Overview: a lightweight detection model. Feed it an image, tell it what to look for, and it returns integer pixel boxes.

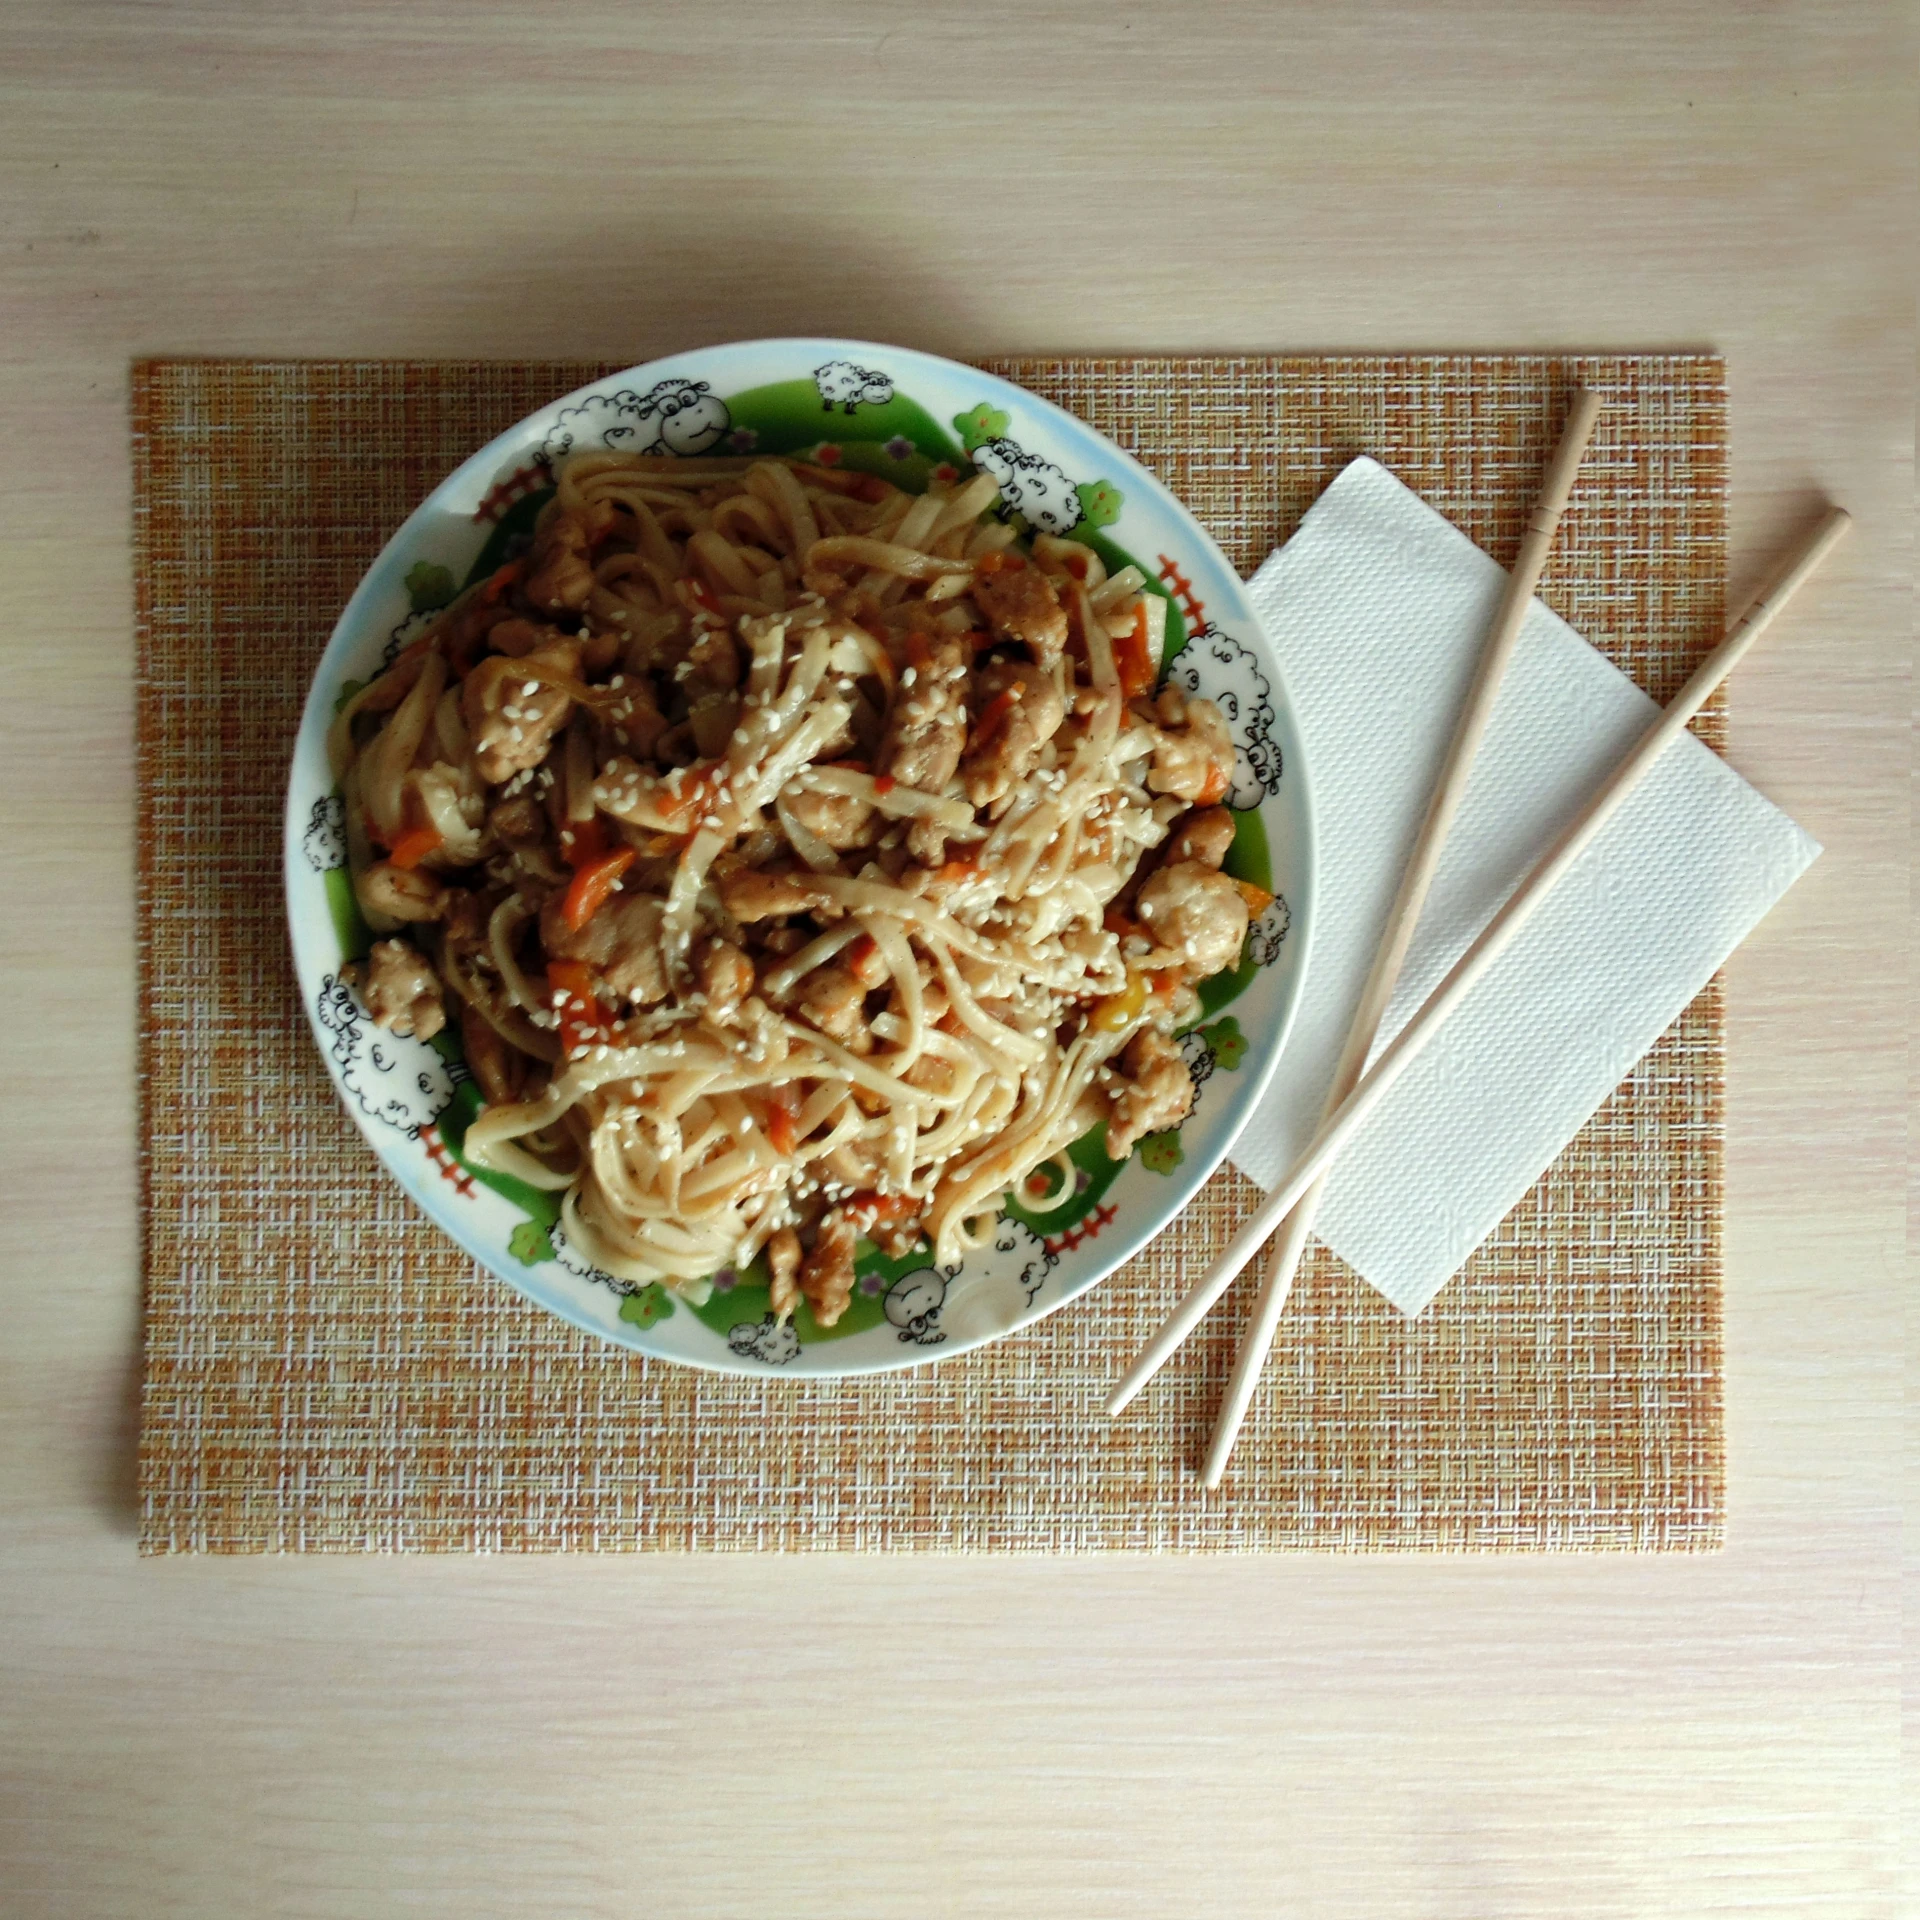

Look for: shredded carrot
[764,1096,797,1157]
[443,631,483,681]
[1114,601,1158,699]
[872,773,896,796]
[558,816,605,868]
[1231,876,1275,917]
[561,846,636,933]
[480,559,524,604]
[1196,763,1231,807]
[972,686,1020,743]
[654,763,725,830]
[846,1190,916,1226]
[387,823,443,871]
[935,858,983,886]
[545,959,612,1058]
[546,959,595,1000]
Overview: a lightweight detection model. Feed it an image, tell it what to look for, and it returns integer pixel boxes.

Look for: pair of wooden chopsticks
[1108,395,1851,1483]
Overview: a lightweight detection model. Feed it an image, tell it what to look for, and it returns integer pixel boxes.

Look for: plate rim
[282,336,1317,1377]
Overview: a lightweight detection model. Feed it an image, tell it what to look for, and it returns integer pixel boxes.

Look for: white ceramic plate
[285,338,1314,1375]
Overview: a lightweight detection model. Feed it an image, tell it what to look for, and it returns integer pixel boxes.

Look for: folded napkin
[1229,457,1820,1315]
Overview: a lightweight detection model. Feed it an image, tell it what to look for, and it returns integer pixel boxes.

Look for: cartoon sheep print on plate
[969,439,1083,538]
[876,1217,1060,1350]
[1246,892,1292,968]
[314,975,454,1138]
[813,359,894,414]
[883,1268,949,1347]
[542,379,732,463]
[729,1316,802,1366]
[951,403,1125,540]
[302,794,346,871]
[1163,621,1283,811]
[707,1218,1061,1364]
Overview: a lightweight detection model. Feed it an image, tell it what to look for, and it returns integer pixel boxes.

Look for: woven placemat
[135,354,1726,1552]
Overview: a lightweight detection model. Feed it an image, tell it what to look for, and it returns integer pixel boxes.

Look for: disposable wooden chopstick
[1192,389,1602,1484]
[1106,505,1851,1421]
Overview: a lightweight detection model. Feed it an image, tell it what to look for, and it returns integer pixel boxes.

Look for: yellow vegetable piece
[1090,970,1149,1033]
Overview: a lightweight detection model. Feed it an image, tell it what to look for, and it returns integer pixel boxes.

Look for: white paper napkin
[1230,457,1820,1315]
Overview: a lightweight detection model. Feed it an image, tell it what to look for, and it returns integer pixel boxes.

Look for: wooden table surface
[1,4,1908,1914]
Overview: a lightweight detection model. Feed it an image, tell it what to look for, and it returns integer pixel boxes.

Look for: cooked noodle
[335,448,1262,1326]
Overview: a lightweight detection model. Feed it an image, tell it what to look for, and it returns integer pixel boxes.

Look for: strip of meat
[359,937,447,1041]
[960,658,1067,809]
[767,1226,803,1321]
[972,557,1068,668]
[1141,685,1235,804]
[1134,860,1250,978]
[877,632,969,792]
[799,1209,860,1327]
[464,640,583,785]
[523,510,597,613]
[1105,1027,1194,1160]
[1163,804,1235,869]
[540,888,671,1005]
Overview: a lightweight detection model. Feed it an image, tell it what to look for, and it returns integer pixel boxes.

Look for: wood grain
[0,2,1907,1915]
